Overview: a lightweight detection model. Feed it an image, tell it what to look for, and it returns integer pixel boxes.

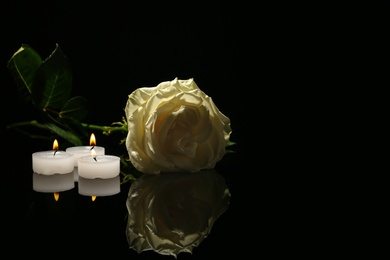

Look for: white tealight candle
[32,139,74,175]
[65,146,105,167]
[78,155,120,179]
[32,150,74,175]
[65,133,105,182]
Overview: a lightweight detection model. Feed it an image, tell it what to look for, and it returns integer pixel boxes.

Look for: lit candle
[32,139,74,175]
[65,133,105,181]
[78,150,120,179]
[78,175,120,196]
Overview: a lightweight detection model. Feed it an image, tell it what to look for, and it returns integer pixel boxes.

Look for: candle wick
[90,145,95,150]
[53,150,58,156]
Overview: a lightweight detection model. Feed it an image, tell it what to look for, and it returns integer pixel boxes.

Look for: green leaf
[44,122,83,146]
[226,140,236,147]
[31,43,72,109]
[58,116,90,143]
[7,44,42,103]
[60,96,89,121]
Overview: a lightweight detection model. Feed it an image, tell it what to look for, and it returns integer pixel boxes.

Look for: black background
[0,1,256,259]
[1,2,385,259]
[5,0,384,258]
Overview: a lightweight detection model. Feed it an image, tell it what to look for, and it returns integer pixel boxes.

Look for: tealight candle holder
[65,133,105,181]
[32,139,74,175]
[78,155,120,179]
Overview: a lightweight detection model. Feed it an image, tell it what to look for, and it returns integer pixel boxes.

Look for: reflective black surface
[1,133,246,259]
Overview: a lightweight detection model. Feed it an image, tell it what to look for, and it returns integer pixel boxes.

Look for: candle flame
[53,139,59,150]
[92,196,96,201]
[90,133,96,146]
[54,192,59,201]
[91,148,97,159]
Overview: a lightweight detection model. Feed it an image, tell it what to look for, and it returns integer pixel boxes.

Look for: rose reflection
[126,169,231,257]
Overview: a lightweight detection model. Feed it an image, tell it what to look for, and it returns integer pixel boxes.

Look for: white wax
[32,150,74,175]
[78,155,120,179]
[78,175,120,196]
[66,146,105,166]
[32,172,74,192]
[73,167,79,182]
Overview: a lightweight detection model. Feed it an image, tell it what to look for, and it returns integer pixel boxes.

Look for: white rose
[125,169,231,257]
[125,77,232,174]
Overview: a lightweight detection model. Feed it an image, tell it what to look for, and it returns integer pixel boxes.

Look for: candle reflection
[32,172,74,193]
[78,175,120,197]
